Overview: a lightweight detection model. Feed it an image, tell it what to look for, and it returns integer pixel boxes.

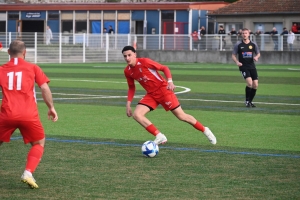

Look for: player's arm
[160,65,175,91]
[253,43,261,61]
[40,83,58,122]
[232,54,242,67]
[232,44,242,67]
[253,53,260,62]
[125,75,135,117]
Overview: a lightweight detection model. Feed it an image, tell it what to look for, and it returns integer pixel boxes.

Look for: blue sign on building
[25,12,41,18]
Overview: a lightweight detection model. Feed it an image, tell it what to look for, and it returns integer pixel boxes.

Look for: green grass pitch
[0,62,299,199]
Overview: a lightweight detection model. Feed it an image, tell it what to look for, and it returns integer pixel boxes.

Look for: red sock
[145,124,160,136]
[25,144,44,173]
[193,121,205,132]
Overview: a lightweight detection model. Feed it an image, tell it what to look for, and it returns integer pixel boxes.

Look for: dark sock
[250,88,257,102]
[245,86,252,102]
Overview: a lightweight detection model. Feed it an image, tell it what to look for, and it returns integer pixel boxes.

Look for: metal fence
[0,32,299,63]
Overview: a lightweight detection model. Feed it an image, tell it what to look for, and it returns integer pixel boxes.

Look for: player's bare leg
[21,138,45,189]
[132,104,167,145]
[132,104,152,127]
[171,106,216,144]
[171,106,197,125]
[0,141,3,146]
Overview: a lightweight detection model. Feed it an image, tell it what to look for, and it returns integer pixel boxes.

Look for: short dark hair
[9,40,26,56]
[122,46,136,53]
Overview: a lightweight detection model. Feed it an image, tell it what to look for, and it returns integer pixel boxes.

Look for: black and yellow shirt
[232,40,260,69]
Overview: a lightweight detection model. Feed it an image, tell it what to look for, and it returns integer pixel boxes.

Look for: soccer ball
[141,140,159,158]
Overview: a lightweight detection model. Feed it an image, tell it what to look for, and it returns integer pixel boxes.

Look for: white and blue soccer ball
[141,140,159,158]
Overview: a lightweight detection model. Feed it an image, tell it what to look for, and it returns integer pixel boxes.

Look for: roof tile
[209,0,300,15]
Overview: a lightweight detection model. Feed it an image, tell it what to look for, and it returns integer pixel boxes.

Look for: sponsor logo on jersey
[137,62,141,65]
[138,75,149,83]
[242,52,253,58]
[139,68,142,72]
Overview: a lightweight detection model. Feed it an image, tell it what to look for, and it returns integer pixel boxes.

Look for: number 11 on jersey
[7,71,22,90]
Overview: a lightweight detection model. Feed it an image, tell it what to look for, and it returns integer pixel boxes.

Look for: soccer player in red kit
[122,46,216,145]
[0,40,58,189]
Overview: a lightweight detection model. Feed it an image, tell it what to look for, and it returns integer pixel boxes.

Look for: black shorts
[239,68,258,80]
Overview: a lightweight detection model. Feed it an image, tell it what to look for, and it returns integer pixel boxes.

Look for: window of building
[48,13,59,20]
[62,21,73,33]
[75,21,87,33]
[0,21,5,32]
[226,23,243,33]
[8,13,19,20]
[162,11,174,20]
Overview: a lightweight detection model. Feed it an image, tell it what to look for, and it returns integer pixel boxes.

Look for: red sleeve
[144,58,172,79]
[160,65,172,79]
[34,65,50,87]
[126,75,135,102]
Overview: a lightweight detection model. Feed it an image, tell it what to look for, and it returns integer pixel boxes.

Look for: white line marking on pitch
[48,79,299,106]
[48,94,300,106]
[179,99,300,106]
[288,68,300,71]
[50,79,191,95]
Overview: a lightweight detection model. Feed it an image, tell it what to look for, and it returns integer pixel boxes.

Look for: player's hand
[253,56,259,62]
[236,61,243,67]
[167,82,176,91]
[48,108,58,122]
[126,106,132,117]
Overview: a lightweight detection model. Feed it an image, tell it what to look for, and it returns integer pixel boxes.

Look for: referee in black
[232,28,260,107]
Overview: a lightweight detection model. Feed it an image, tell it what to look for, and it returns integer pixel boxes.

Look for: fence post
[159,33,161,50]
[105,33,108,62]
[280,35,283,51]
[83,33,86,63]
[163,34,165,50]
[35,32,37,64]
[220,35,223,51]
[59,32,62,64]
[8,32,11,60]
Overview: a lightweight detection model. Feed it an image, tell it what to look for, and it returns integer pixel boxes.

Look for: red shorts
[139,86,180,111]
[0,118,45,144]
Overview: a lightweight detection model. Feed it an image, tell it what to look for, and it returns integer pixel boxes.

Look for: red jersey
[0,42,3,49]
[0,58,49,120]
[292,25,298,34]
[124,58,171,94]
[191,32,198,42]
